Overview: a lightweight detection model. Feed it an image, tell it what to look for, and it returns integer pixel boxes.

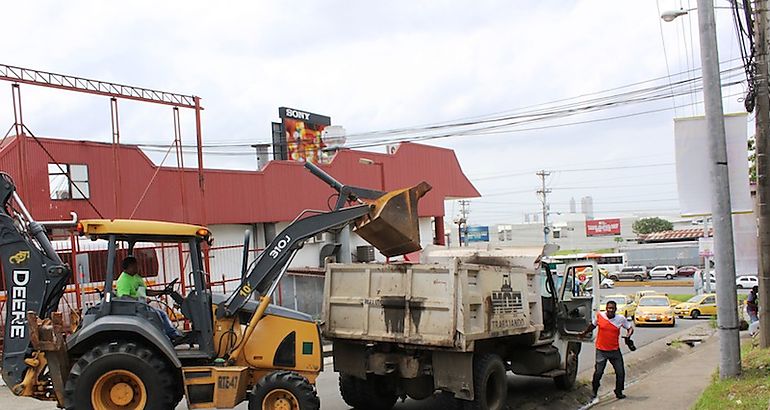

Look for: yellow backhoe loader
[0,163,430,409]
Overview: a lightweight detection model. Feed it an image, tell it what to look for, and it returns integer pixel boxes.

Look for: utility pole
[696,0,742,378]
[456,200,470,247]
[536,170,552,244]
[754,0,770,348]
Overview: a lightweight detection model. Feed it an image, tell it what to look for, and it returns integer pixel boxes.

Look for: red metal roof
[0,136,479,224]
[639,228,713,243]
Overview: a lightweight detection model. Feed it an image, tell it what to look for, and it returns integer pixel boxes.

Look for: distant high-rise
[524,213,531,223]
[569,197,577,213]
[581,196,594,220]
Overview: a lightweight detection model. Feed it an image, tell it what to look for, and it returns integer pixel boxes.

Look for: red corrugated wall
[0,136,479,224]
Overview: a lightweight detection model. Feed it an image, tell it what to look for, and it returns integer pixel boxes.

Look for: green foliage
[693,342,770,409]
[632,217,674,235]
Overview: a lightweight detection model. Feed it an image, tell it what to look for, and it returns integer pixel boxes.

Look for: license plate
[649,316,659,321]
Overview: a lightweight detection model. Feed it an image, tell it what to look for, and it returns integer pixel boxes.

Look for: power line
[473,162,675,181]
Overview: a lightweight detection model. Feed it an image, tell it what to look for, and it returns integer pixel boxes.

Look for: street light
[661,6,736,22]
[664,1,742,378]
[661,8,692,22]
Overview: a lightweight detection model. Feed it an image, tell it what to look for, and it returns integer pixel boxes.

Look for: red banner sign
[585,218,621,236]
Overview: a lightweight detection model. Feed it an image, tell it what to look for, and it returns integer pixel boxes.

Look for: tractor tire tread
[250,370,320,410]
[63,341,179,410]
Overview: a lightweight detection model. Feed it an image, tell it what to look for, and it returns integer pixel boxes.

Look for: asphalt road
[0,285,708,409]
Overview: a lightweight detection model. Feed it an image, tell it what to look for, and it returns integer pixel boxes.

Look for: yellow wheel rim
[91,369,147,409]
[262,388,300,410]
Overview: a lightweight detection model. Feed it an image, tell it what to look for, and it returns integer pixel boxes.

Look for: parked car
[676,266,699,277]
[649,265,676,280]
[634,295,676,326]
[633,290,661,304]
[674,293,717,319]
[600,294,636,318]
[581,267,615,289]
[736,275,759,289]
[609,266,648,281]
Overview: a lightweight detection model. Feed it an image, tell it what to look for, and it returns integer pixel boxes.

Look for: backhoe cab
[1,163,430,410]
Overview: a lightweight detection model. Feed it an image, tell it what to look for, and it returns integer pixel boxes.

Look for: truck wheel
[467,354,506,410]
[63,341,180,410]
[634,275,643,282]
[250,371,319,410]
[339,373,396,410]
[554,342,580,390]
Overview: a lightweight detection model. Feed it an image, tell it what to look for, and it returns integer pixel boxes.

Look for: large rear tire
[466,353,507,410]
[63,341,180,410]
[249,371,319,410]
[554,342,580,390]
[338,373,397,410]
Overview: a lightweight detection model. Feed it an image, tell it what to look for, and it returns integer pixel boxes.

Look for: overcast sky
[0,1,751,225]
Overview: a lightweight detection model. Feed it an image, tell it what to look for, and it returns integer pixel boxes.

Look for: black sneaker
[615,392,627,400]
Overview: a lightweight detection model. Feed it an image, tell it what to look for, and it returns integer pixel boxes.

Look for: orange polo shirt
[593,311,632,351]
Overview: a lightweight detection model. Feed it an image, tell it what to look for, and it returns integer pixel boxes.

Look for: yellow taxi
[599,294,636,318]
[633,290,661,303]
[633,295,676,326]
[674,293,717,319]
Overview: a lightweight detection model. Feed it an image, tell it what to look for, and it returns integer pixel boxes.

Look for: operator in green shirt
[116,256,182,341]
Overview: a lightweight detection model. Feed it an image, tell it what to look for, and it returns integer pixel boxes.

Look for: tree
[632,217,673,235]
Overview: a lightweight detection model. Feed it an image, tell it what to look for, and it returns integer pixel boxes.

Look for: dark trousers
[592,348,625,395]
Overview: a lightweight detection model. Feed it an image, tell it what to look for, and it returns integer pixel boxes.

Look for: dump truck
[323,246,599,410]
[1,163,430,410]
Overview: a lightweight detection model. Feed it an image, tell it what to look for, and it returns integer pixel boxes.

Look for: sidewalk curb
[576,322,716,406]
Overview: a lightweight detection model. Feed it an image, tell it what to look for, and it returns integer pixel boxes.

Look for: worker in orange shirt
[579,300,634,401]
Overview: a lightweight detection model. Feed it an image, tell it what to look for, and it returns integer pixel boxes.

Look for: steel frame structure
[0,63,207,226]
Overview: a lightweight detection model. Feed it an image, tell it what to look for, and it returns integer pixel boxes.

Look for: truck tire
[554,342,580,390]
[63,341,180,410]
[250,371,319,410]
[339,373,397,410]
[433,391,465,410]
[634,275,643,282]
[466,353,507,410]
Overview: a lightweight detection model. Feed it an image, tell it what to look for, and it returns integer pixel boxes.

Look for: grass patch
[669,294,695,303]
[693,341,770,409]
[552,248,617,255]
[666,294,748,304]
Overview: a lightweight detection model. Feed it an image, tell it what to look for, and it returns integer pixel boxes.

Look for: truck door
[557,262,598,342]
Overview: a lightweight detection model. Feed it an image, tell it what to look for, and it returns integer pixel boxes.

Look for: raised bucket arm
[217,164,432,318]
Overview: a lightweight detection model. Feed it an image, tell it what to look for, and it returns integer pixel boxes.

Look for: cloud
[0,0,750,224]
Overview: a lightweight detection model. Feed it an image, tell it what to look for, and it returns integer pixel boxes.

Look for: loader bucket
[354,181,433,257]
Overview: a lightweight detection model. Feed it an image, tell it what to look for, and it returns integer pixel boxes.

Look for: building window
[48,163,90,200]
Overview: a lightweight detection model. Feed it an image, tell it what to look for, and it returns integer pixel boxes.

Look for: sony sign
[284,109,311,121]
[10,269,29,338]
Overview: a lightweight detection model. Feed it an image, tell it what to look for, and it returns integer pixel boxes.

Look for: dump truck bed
[322,254,543,351]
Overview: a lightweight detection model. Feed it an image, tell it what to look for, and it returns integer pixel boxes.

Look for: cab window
[703,296,716,305]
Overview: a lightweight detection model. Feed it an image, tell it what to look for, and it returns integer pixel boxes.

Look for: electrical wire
[139,62,746,155]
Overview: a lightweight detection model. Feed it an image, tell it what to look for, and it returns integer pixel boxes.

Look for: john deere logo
[9,250,30,265]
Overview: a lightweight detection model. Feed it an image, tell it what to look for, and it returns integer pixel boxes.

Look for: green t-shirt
[116,271,146,298]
